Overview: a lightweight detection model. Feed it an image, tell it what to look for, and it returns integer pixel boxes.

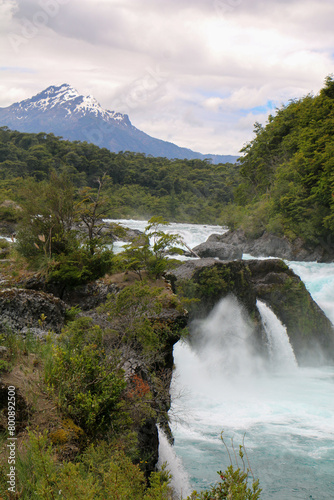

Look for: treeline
[0,127,238,224]
[3,73,333,244]
[226,75,334,245]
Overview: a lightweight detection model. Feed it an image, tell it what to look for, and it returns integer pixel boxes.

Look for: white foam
[157,427,192,499]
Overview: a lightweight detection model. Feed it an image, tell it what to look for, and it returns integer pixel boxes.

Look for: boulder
[199,229,334,262]
[192,241,242,260]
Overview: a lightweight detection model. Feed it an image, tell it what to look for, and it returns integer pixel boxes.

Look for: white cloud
[0,0,334,154]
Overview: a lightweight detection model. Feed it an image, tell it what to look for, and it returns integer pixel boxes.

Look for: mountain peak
[8,84,130,125]
[0,85,238,164]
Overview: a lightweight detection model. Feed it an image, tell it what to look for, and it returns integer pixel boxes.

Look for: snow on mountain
[0,84,238,164]
[11,83,130,125]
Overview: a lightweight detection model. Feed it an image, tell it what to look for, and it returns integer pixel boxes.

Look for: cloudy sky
[1,0,334,155]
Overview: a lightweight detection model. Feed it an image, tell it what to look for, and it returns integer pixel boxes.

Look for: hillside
[225,76,334,248]
[0,84,238,165]
[0,127,238,224]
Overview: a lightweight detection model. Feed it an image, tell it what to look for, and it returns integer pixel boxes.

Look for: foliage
[15,169,115,283]
[122,216,184,279]
[101,281,172,355]
[45,317,126,434]
[176,267,234,313]
[47,246,114,286]
[15,171,76,265]
[5,431,173,500]
[76,173,113,255]
[0,329,44,374]
[0,126,239,224]
[0,237,10,259]
[230,75,334,245]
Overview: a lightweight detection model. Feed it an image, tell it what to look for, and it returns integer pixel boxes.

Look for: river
[109,220,334,500]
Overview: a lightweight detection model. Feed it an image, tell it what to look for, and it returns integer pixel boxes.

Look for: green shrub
[101,281,172,355]
[0,237,10,259]
[0,238,10,250]
[187,467,261,500]
[121,216,183,279]
[47,247,114,286]
[0,205,19,223]
[46,317,126,434]
[7,431,173,500]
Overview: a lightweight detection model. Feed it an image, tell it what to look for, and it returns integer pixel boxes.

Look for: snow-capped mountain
[0,84,238,164]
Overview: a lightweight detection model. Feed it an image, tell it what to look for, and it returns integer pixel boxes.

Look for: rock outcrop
[0,273,187,476]
[193,229,334,262]
[168,258,334,363]
[0,288,67,335]
[24,275,119,309]
[192,241,242,260]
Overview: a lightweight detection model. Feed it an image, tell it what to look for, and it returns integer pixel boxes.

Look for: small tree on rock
[122,217,184,279]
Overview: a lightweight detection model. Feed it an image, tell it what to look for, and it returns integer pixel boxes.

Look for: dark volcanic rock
[0,288,67,334]
[23,276,118,309]
[137,418,159,478]
[200,229,334,262]
[247,259,334,362]
[192,241,242,260]
[168,258,219,281]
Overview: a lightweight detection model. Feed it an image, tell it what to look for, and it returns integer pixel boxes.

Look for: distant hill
[0,84,238,164]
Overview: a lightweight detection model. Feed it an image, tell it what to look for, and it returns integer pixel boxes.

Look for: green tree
[16,170,76,263]
[76,173,112,255]
[16,170,115,283]
[122,216,184,279]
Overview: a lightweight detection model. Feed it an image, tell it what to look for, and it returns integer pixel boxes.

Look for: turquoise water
[109,220,334,499]
[169,260,334,500]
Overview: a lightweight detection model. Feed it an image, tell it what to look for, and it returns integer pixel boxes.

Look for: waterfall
[109,220,334,499]
[157,427,192,499]
[170,294,334,498]
[257,299,298,370]
[189,296,265,380]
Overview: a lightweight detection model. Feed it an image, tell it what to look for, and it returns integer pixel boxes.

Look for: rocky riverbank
[192,229,334,262]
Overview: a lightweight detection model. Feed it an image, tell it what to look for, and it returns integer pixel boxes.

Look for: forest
[0,127,238,225]
[228,75,334,246]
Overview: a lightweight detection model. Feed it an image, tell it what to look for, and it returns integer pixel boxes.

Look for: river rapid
[109,220,334,500]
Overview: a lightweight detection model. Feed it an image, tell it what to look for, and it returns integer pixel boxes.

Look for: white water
[257,300,298,371]
[157,427,191,499]
[170,296,334,499]
[105,219,227,256]
[109,220,334,499]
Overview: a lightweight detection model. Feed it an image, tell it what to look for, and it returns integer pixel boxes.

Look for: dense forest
[0,127,238,224]
[228,75,334,246]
